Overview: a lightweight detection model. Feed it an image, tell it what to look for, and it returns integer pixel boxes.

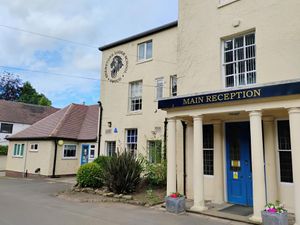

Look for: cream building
[99,0,300,223]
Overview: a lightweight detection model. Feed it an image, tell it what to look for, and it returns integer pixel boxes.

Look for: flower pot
[165,196,186,214]
[261,211,288,225]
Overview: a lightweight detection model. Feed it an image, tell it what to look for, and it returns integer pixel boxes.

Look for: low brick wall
[0,155,7,171]
[5,170,75,178]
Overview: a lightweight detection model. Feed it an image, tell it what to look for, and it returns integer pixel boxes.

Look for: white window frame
[222,32,256,88]
[106,141,116,157]
[89,144,96,159]
[129,80,143,112]
[155,78,164,100]
[126,129,138,157]
[137,40,153,62]
[13,143,25,158]
[170,75,177,97]
[63,144,77,159]
[30,143,39,152]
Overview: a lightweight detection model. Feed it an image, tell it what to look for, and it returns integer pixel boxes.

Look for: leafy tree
[0,72,22,101]
[18,82,52,106]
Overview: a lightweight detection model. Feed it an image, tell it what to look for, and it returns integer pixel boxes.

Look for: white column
[213,120,224,204]
[263,116,278,203]
[167,118,176,195]
[249,111,266,223]
[288,108,300,225]
[191,115,207,211]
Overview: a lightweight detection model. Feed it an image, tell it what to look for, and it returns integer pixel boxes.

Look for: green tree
[18,82,52,106]
[0,72,22,101]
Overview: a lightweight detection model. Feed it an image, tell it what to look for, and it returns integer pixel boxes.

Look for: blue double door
[226,122,253,206]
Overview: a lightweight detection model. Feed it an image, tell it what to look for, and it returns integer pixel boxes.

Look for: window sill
[12,156,23,158]
[29,150,39,153]
[127,111,143,116]
[204,175,215,178]
[280,182,294,186]
[62,157,77,160]
[218,0,240,8]
[137,58,153,65]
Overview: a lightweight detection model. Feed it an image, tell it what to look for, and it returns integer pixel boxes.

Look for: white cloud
[0,0,178,107]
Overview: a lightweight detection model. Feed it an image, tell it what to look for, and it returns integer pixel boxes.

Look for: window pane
[224,40,233,51]
[225,51,233,63]
[246,33,255,45]
[226,76,235,87]
[203,125,213,149]
[234,36,244,48]
[279,151,293,183]
[170,75,177,96]
[203,150,214,175]
[238,73,246,85]
[146,41,152,59]
[0,123,13,133]
[278,121,291,150]
[138,43,145,60]
[156,78,164,99]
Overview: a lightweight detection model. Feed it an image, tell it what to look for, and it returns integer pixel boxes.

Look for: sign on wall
[104,51,128,83]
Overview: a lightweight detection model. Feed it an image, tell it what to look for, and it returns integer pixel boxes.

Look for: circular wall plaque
[104,51,128,83]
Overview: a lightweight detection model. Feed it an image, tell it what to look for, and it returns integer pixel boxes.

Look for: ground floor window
[63,144,77,158]
[106,141,116,157]
[90,145,95,158]
[148,140,162,163]
[203,125,214,175]
[126,129,138,156]
[277,120,293,183]
[13,143,25,157]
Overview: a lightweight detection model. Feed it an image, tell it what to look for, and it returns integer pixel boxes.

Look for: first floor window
[148,140,162,164]
[129,81,142,112]
[138,40,152,61]
[126,129,138,156]
[0,123,13,133]
[63,144,76,158]
[170,75,177,96]
[223,33,256,88]
[277,120,293,183]
[203,125,214,175]
[106,141,116,157]
[156,78,164,100]
[13,143,24,157]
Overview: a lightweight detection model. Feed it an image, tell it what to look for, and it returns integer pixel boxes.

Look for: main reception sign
[158,81,300,109]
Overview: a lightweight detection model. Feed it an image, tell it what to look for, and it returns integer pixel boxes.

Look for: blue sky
[0,0,178,108]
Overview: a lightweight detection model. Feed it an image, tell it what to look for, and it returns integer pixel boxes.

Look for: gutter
[97,101,103,156]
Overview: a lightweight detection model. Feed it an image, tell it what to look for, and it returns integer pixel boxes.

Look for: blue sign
[114,128,118,133]
[158,81,300,109]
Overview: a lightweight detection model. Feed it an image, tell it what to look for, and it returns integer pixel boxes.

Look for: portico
[159,80,300,223]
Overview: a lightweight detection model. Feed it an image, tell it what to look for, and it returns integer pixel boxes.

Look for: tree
[18,82,52,106]
[0,72,22,101]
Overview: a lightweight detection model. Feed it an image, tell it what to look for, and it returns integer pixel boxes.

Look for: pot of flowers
[261,201,288,225]
[165,192,185,214]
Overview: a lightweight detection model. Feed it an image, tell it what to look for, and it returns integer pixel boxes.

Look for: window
[156,78,164,100]
[106,141,116,157]
[13,144,25,157]
[30,144,38,151]
[138,40,152,61]
[203,125,214,175]
[129,81,142,112]
[148,140,162,163]
[63,144,77,158]
[277,121,293,183]
[90,145,95,159]
[126,129,138,156]
[223,33,256,88]
[0,123,13,133]
[170,75,177,97]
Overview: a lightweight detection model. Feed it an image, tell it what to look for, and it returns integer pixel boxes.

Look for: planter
[165,196,185,214]
[261,211,288,225]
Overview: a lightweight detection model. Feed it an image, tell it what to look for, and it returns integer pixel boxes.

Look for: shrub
[0,145,8,156]
[102,151,143,194]
[76,163,103,188]
[93,156,110,169]
[144,160,167,187]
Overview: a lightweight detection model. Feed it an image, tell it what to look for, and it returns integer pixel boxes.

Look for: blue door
[226,122,253,206]
[81,144,89,165]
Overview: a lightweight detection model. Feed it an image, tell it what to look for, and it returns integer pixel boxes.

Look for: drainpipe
[23,142,29,178]
[97,101,103,157]
[163,118,168,160]
[51,139,58,178]
[181,121,187,196]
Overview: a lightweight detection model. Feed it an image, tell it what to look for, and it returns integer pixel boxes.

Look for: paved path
[0,177,247,225]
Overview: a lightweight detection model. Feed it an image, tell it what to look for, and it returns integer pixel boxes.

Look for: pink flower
[267,208,277,213]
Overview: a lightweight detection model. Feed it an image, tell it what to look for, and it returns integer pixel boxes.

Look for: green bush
[144,160,167,187]
[102,151,143,194]
[76,163,103,188]
[93,156,110,168]
[0,145,8,156]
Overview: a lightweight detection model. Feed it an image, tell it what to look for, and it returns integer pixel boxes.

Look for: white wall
[0,122,30,145]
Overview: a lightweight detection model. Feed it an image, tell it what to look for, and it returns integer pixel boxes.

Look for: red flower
[170,193,177,198]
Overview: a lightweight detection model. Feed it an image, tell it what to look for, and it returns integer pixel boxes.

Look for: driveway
[0,177,247,225]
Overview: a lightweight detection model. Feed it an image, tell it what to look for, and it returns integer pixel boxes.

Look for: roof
[8,104,99,141]
[99,21,178,51]
[0,100,59,124]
